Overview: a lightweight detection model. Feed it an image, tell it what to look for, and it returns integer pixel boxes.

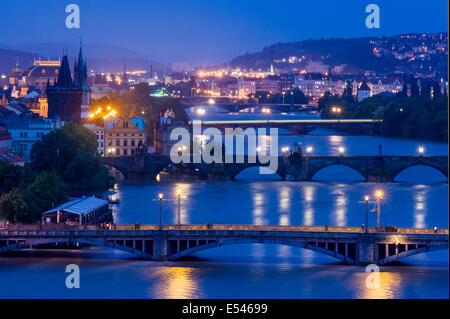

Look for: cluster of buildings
[0,44,148,167]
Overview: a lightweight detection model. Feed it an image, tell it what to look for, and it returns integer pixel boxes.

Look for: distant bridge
[101,154,448,182]
[1,225,447,265]
[191,119,381,135]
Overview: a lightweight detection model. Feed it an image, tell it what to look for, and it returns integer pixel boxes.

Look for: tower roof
[55,55,73,88]
[359,79,370,91]
[74,42,89,90]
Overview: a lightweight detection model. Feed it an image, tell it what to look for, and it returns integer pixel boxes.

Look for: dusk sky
[0,0,447,66]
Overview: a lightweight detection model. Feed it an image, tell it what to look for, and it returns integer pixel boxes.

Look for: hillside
[230,33,448,75]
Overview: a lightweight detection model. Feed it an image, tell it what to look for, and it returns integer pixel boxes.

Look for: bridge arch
[309,163,367,182]
[0,238,152,259]
[229,163,285,181]
[392,164,448,182]
[233,165,284,181]
[378,244,448,265]
[168,238,354,264]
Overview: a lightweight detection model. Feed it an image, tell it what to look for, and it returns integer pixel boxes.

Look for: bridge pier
[153,231,168,261]
[355,235,378,265]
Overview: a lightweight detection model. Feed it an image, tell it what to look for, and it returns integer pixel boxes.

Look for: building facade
[104,117,146,157]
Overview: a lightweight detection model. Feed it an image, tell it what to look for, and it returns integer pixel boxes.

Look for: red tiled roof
[0,147,25,165]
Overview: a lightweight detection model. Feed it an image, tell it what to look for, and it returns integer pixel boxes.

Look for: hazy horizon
[0,0,447,66]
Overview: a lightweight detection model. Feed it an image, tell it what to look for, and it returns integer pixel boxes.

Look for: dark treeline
[0,123,115,223]
[318,83,448,142]
[247,88,308,104]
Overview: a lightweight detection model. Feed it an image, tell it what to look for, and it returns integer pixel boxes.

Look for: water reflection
[413,185,427,228]
[354,270,403,299]
[331,185,348,226]
[302,186,315,226]
[150,266,202,299]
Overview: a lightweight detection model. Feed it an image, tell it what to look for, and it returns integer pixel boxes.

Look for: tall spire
[74,39,88,89]
[55,54,73,88]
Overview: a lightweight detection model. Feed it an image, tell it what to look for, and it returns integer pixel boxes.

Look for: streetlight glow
[418,146,425,155]
[306,146,313,154]
[375,190,383,199]
[338,146,345,154]
[158,193,164,199]
[364,195,370,202]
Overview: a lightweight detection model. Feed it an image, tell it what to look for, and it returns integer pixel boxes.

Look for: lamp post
[158,193,163,230]
[364,195,370,233]
[375,190,383,230]
[176,189,181,226]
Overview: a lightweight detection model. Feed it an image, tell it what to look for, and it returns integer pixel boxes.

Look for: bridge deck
[1,224,448,235]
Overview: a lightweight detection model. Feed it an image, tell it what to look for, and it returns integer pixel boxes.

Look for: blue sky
[0,0,447,65]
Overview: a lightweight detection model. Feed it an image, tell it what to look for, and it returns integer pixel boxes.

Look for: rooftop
[43,196,109,216]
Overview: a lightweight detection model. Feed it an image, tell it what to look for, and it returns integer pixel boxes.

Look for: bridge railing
[2,224,447,235]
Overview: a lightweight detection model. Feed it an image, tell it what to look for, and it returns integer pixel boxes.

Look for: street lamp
[364,195,370,233]
[375,190,383,230]
[281,146,290,155]
[418,146,425,156]
[176,189,181,226]
[306,146,313,154]
[158,193,164,230]
[338,146,345,155]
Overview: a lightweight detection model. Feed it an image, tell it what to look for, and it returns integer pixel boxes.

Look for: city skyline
[0,0,447,66]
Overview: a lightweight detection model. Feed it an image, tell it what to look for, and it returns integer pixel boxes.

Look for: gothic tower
[46,43,91,123]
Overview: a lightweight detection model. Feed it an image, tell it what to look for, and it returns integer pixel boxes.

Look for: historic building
[357,79,371,102]
[154,109,188,155]
[46,44,91,123]
[20,59,61,90]
[83,122,105,156]
[104,117,146,157]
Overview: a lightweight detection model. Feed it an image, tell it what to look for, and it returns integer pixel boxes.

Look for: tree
[433,81,442,99]
[0,188,39,223]
[30,122,98,174]
[410,78,420,96]
[291,88,308,104]
[0,161,34,194]
[27,171,69,213]
[64,153,115,192]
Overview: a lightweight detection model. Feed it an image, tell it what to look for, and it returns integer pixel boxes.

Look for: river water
[0,110,448,299]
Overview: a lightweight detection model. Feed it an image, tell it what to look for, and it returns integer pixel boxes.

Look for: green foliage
[64,153,115,192]
[0,188,39,223]
[27,171,69,213]
[0,161,34,194]
[30,122,98,174]
[318,93,448,142]
[249,88,308,104]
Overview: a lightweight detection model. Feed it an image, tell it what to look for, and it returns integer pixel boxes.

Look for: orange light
[158,193,163,199]
[375,190,383,199]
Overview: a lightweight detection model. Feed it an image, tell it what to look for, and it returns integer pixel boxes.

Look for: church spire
[55,54,73,88]
[74,39,88,89]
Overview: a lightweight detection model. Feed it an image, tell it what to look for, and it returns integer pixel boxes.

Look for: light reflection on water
[0,129,448,298]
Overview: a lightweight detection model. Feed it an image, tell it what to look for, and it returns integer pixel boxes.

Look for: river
[0,110,448,299]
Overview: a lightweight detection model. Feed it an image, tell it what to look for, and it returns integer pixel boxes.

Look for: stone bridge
[193,119,381,135]
[0,225,447,265]
[102,154,448,182]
